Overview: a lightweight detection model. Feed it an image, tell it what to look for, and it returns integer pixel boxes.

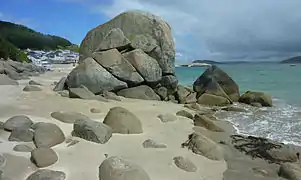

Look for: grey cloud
[91,0,301,62]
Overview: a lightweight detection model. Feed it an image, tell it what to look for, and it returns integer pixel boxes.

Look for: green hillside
[0,20,78,62]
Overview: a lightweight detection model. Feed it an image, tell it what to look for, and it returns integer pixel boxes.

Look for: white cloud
[87,0,301,62]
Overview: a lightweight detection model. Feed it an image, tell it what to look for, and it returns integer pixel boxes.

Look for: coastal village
[1,10,301,180]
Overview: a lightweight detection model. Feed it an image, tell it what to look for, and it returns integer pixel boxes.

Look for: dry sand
[0,64,227,180]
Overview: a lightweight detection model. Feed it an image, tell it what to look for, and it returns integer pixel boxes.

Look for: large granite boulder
[197,93,231,106]
[103,107,143,134]
[239,91,273,107]
[193,65,240,102]
[66,57,127,94]
[79,10,175,75]
[99,156,150,180]
[123,49,162,84]
[92,49,144,85]
[117,85,160,101]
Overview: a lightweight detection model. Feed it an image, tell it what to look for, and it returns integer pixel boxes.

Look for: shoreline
[1,64,301,180]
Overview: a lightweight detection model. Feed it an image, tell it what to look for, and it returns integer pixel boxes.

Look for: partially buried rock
[197,93,231,106]
[239,91,272,107]
[57,90,69,97]
[103,107,143,134]
[176,110,194,120]
[13,143,35,152]
[0,154,5,168]
[69,85,96,99]
[193,114,224,132]
[51,111,90,124]
[279,163,301,180]
[28,80,42,86]
[173,156,197,172]
[26,169,66,180]
[182,132,224,161]
[0,74,18,85]
[99,156,150,180]
[31,147,58,168]
[72,119,112,144]
[90,108,102,113]
[142,139,167,148]
[23,85,42,92]
[8,128,34,142]
[158,113,177,123]
[4,115,33,131]
[117,85,161,101]
[33,122,65,148]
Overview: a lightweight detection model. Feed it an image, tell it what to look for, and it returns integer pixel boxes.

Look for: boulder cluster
[0,59,45,85]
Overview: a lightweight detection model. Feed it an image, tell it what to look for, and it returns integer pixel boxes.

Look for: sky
[1,0,301,62]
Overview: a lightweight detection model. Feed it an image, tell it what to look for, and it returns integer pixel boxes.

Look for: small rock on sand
[23,85,42,92]
[279,163,301,180]
[4,115,33,131]
[72,119,112,144]
[8,128,34,142]
[176,110,194,119]
[142,139,167,148]
[33,122,65,148]
[99,156,150,180]
[31,147,58,168]
[90,108,102,113]
[103,107,143,134]
[28,80,42,86]
[158,113,177,123]
[13,143,35,152]
[51,111,90,124]
[173,156,197,172]
[26,169,66,180]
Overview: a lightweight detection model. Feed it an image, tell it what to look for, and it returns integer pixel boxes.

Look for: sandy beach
[0,64,227,180]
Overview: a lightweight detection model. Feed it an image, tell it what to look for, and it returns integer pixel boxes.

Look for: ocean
[175,63,301,145]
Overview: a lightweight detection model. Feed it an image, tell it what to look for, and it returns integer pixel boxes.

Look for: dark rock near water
[8,128,34,142]
[173,156,197,172]
[142,139,167,148]
[26,169,66,180]
[239,91,273,107]
[66,57,127,94]
[176,110,194,119]
[182,132,224,160]
[33,122,65,148]
[31,147,58,167]
[231,135,298,164]
[72,119,112,144]
[154,86,168,100]
[194,114,224,132]
[23,85,42,92]
[193,65,240,102]
[92,49,144,85]
[117,85,160,101]
[0,74,18,85]
[53,77,67,91]
[222,106,248,112]
[99,156,150,180]
[4,115,33,131]
[103,107,143,134]
[51,111,90,124]
[197,93,231,106]
[160,75,178,91]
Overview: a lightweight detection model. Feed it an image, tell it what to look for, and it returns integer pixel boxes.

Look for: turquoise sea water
[175,63,301,145]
